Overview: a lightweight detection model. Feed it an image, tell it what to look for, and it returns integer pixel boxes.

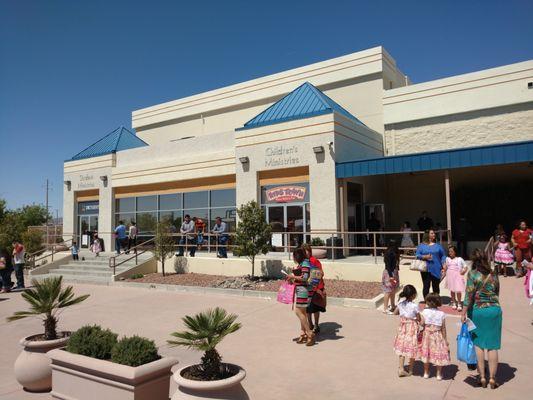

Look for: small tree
[168,307,241,380]
[7,276,90,340]
[152,220,175,277]
[22,230,44,254]
[233,201,271,278]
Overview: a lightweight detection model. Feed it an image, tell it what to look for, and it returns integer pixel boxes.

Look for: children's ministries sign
[265,186,306,203]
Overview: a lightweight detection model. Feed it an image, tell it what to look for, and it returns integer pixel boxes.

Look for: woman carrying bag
[415,229,446,299]
[461,249,502,389]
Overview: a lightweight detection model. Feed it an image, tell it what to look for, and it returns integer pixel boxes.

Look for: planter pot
[47,348,178,400]
[15,333,70,392]
[172,364,247,400]
[314,249,327,259]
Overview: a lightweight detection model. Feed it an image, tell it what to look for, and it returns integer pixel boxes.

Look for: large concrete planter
[172,364,246,399]
[48,349,178,400]
[15,333,70,392]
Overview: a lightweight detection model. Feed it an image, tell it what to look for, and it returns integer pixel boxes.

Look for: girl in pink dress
[393,285,420,377]
[442,246,467,311]
[494,234,514,277]
[419,293,450,380]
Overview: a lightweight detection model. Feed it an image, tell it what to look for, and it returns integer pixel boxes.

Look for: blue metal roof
[336,140,533,178]
[237,82,365,130]
[70,126,148,161]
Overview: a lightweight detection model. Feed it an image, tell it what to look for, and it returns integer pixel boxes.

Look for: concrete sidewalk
[0,277,531,399]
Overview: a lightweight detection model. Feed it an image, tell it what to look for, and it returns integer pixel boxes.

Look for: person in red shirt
[302,243,326,334]
[512,220,532,278]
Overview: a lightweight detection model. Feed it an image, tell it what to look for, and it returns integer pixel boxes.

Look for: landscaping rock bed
[127,273,382,299]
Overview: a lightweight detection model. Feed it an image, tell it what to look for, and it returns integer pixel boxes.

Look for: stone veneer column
[235,161,259,215]
[98,183,114,253]
[308,162,339,240]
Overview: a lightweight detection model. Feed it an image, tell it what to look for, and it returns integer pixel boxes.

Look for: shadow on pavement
[463,362,517,387]
[316,322,344,342]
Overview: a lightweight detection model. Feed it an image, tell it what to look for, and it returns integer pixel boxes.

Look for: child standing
[393,285,420,377]
[71,242,79,261]
[494,234,514,277]
[91,235,102,257]
[419,293,450,380]
[442,246,467,311]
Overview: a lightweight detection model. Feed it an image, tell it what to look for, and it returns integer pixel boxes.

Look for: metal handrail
[27,238,74,269]
[108,237,156,275]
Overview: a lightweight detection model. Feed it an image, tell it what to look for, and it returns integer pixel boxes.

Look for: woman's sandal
[305,333,316,346]
[489,378,499,389]
[296,334,307,344]
[480,377,487,388]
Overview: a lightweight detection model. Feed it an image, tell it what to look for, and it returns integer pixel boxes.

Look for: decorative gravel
[127,273,382,299]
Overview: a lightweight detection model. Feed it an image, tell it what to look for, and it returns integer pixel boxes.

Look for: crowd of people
[378,219,533,388]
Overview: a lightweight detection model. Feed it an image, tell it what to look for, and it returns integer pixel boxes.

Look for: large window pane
[159,193,182,211]
[210,208,236,232]
[159,211,182,232]
[136,195,158,212]
[116,198,135,213]
[210,189,236,207]
[115,213,135,227]
[183,191,208,208]
[136,212,158,236]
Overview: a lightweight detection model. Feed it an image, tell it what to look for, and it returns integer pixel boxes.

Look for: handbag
[457,323,477,364]
[277,281,295,305]
[410,259,427,272]
[312,288,327,308]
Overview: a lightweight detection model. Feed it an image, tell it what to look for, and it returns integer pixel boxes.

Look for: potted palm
[7,276,89,392]
[168,307,246,399]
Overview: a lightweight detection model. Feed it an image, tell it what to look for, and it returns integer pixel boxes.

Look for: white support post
[444,170,452,245]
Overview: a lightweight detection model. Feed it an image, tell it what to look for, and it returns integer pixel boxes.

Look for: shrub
[111,336,160,367]
[130,273,144,279]
[310,237,325,247]
[66,325,118,360]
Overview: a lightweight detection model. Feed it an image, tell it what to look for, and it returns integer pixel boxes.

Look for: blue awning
[336,140,533,178]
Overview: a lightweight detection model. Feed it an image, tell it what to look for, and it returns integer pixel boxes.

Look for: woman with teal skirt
[461,249,502,389]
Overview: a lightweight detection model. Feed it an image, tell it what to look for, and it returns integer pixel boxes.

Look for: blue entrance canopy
[336,140,533,178]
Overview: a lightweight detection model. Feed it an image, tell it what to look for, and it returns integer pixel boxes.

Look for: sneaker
[451,302,457,310]
[436,375,443,381]
[423,373,430,379]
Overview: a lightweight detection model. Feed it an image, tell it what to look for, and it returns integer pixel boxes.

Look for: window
[136,212,158,235]
[183,191,208,208]
[210,208,236,232]
[116,198,135,213]
[211,189,236,207]
[159,194,182,210]
[136,195,158,212]
[115,213,135,227]
[159,211,182,231]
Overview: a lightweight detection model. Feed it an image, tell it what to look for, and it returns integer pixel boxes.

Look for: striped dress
[294,260,311,308]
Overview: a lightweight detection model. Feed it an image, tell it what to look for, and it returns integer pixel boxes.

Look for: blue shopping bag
[457,323,477,364]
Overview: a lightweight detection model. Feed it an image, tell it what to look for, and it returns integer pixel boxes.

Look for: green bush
[66,325,118,360]
[130,273,144,279]
[310,237,325,247]
[111,336,160,367]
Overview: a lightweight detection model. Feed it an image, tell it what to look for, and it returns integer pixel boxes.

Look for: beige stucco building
[63,46,533,256]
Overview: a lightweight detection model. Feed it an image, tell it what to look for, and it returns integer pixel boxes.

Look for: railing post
[373,233,377,263]
[331,233,335,261]
[51,245,54,262]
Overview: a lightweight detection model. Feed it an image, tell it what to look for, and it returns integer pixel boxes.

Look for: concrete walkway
[0,277,531,399]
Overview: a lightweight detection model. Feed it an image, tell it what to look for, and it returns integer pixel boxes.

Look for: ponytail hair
[398,284,417,301]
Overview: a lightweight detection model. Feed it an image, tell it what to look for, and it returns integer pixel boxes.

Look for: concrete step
[51,269,115,278]
[59,264,129,272]
[43,273,112,285]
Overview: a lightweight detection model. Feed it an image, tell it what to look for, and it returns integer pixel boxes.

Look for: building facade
[63,46,533,252]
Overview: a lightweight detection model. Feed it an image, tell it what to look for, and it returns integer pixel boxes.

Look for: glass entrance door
[78,215,99,248]
[266,204,308,251]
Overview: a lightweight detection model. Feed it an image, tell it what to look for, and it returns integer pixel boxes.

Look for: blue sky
[1,0,532,216]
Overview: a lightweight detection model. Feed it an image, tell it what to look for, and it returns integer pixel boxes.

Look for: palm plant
[7,276,90,340]
[168,307,241,380]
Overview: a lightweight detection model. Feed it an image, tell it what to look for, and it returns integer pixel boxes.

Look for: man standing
[114,220,127,255]
[212,216,228,258]
[12,241,25,289]
[177,214,196,257]
[417,211,434,232]
[126,221,138,254]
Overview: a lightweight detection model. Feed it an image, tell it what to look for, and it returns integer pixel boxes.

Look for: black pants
[0,267,13,290]
[126,237,137,254]
[72,254,79,261]
[14,263,25,288]
[420,271,440,300]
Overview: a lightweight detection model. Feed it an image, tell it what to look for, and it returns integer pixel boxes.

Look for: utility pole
[45,179,50,246]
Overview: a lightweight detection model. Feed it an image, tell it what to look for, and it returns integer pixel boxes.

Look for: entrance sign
[266,186,306,203]
[271,233,283,247]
